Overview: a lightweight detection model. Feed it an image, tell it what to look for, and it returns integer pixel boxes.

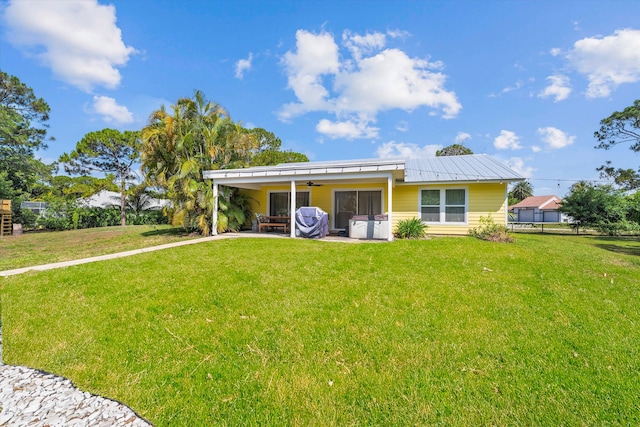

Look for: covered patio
[204,158,405,241]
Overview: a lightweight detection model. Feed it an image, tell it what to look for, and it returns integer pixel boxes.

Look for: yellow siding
[392,183,507,235]
[241,182,507,235]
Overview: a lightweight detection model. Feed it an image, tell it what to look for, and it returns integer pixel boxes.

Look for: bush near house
[469,214,514,242]
[394,217,428,239]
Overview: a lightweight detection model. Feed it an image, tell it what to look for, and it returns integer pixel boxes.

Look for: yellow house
[203,154,524,241]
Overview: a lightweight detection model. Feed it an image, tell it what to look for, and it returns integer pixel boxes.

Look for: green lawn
[0,225,199,271]
[1,234,639,425]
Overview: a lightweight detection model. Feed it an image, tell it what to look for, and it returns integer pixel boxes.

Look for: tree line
[1,71,307,234]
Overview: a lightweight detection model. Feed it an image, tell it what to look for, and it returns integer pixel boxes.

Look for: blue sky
[1,0,639,197]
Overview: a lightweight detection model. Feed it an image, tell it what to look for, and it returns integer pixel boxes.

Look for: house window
[445,189,465,222]
[420,188,467,223]
[334,190,382,229]
[269,191,309,216]
[420,190,440,222]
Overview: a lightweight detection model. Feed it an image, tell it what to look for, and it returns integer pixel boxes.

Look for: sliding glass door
[334,190,382,229]
[269,192,309,216]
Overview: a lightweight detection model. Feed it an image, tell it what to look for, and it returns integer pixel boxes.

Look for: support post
[387,175,393,241]
[290,180,296,238]
[212,182,218,236]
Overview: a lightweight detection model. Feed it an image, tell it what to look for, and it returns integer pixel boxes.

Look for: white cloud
[531,145,542,153]
[567,28,640,98]
[489,78,535,98]
[235,53,253,79]
[3,0,136,92]
[538,74,572,102]
[279,29,461,134]
[279,30,340,121]
[502,79,525,94]
[455,132,471,143]
[550,48,562,56]
[376,141,441,159]
[316,118,379,139]
[343,30,386,61]
[396,121,409,132]
[387,29,411,39]
[91,95,133,124]
[334,48,459,118]
[494,130,522,150]
[504,157,535,178]
[537,126,575,149]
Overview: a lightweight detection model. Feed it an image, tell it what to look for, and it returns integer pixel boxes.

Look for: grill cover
[295,207,329,238]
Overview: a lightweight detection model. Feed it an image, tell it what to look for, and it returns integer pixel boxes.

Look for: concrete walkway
[0,232,289,278]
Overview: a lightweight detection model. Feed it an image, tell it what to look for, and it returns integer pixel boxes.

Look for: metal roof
[404,154,524,183]
[203,158,405,180]
[203,154,524,184]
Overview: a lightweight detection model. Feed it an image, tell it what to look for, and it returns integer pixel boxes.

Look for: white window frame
[267,190,310,216]
[331,187,385,230]
[418,186,468,225]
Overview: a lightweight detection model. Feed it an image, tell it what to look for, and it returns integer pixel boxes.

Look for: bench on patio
[258,222,289,233]
[256,213,290,234]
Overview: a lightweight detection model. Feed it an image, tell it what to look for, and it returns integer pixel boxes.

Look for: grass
[0,225,199,271]
[1,234,640,425]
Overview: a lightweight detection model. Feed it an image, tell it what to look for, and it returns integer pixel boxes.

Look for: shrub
[394,217,428,239]
[593,219,639,236]
[36,203,170,231]
[11,204,38,230]
[37,200,73,231]
[17,208,38,230]
[469,214,514,243]
[127,210,168,225]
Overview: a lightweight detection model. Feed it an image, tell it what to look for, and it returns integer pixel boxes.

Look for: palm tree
[141,91,257,235]
[509,181,534,203]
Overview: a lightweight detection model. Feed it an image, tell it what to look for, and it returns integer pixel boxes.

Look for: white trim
[290,181,296,238]
[203,159,405,180]
[331,187,385,230]
[418,186,469,226]
[538,196,560,209]
[212,183,218,236]
[387,175,393,241]
[504,184,508,226]
[207,171,397,187]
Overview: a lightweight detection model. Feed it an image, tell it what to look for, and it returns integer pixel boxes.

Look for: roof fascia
[203,160,404,180]
[210,171,395,186]
[397,177,524,186]
[538,197,558,209]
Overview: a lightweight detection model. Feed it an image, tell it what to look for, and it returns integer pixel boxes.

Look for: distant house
[20,201,48,216]
[510,195,568,223]
[79,190,169,211]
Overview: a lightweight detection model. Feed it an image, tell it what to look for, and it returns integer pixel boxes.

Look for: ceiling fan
[306,181,323,187]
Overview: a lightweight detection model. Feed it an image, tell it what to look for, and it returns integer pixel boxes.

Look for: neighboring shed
[510,195,568,223]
